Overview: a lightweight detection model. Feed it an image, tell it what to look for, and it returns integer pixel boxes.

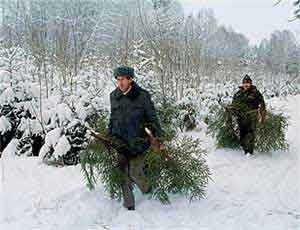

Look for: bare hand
[159,143,166,150]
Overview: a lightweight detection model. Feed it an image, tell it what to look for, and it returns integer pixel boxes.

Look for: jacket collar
[114,82,140,100]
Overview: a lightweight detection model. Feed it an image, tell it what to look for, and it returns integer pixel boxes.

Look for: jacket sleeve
[144,92,164,138]
[108,94,113,135]
[232,91,240,107]
[108,117,112,135]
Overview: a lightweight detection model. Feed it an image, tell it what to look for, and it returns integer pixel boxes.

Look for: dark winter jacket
[108,82,164,157]
[232,85,266,113]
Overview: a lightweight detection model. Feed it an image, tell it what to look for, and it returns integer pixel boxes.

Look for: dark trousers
[118,154,150,208]
[237,112,258,154]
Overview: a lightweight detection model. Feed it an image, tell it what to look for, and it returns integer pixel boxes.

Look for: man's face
[116,76,133,92]
[242,82,251,91]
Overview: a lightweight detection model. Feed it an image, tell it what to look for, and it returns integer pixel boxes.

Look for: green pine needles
[144,136,211,203]
[80,118,211,204]
[207,106,241,149]
[255,111,289,152]
[207,106,289,153]
[81,138,124,200]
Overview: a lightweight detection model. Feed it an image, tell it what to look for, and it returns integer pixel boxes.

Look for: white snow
[0,87,16,104]
[0,96,299,230]
[53,135,71,158]
[44,128,62,147]
[17,118,43,136]
[51,103,73,127]
[0,116,12,134]
[1,139,18,158]
[38,128,62,160]
[0,70,11,83]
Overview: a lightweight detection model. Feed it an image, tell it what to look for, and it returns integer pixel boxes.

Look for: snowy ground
[1,96,299,230]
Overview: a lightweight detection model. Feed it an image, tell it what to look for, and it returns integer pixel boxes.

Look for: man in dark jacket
[231,75,266,155]
[108,66,164,210]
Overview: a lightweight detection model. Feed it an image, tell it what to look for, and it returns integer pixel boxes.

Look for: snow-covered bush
[0,64,111,164]
[39,120,89,166]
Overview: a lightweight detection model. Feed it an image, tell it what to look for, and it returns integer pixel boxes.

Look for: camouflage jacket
[232,85,266,113]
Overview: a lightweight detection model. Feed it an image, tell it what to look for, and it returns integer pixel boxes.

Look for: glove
[149,136,166,151]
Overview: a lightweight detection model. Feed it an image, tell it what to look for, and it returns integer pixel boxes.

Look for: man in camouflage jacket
[231,75,266,155]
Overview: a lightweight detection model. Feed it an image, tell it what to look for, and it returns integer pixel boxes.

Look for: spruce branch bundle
[207,106,289,152]
[81,118,211,204]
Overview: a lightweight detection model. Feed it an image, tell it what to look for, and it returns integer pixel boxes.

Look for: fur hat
[113,66,135,79]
